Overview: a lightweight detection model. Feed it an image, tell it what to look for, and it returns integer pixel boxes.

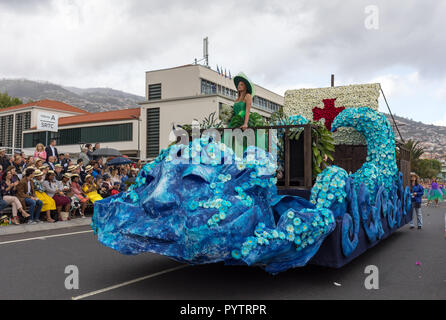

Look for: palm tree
[401,139,426,177]
[404,139,425,162]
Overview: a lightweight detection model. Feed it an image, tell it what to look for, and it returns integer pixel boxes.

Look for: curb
[0,217,92,236]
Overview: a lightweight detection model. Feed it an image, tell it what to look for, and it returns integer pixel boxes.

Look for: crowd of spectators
[0,140,143,225]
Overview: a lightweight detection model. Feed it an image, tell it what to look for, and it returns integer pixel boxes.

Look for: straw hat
[34,170,43,177]
[85,174,93,180]
[85,165,93,172]
[67,165,78,172]
[63,173,71,179]
[55,164,63,168]
[47,170,55,175]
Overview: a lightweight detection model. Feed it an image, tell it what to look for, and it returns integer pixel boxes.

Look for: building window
[201,79,217,95]
[146,108,160,158]
[202,79,282,113]
[23,123,133,148]
[251,96,282,113]
[14,111,30,149]
[0,115,14,149]
[0,116,7,148]
[23,131,47,148]
[15,113,23,148]
[24,112,31,129]
[148,83,162,100]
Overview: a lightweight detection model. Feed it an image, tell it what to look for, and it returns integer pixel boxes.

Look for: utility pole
[331,74,335,87]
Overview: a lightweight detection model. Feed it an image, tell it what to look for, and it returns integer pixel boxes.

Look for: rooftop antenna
[203,37,209,68]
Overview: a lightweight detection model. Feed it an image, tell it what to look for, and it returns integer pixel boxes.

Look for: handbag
[60,211,69,221]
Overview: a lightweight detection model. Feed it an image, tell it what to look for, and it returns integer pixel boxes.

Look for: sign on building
[37,112,59,132]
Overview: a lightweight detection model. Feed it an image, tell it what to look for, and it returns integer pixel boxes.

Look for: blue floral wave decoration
[92,107,412,270]
[331,107,399,196]
[307,107,412,256]
[341,177,360,257]
[91,136,336,274]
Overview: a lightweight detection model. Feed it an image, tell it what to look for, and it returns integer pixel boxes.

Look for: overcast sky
[1,0,445,125]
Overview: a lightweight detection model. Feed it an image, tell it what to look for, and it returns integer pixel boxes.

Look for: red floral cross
[312,98,345,131]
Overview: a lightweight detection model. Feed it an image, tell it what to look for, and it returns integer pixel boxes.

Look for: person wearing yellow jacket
[82,175,103,204]
[33,170,56,223]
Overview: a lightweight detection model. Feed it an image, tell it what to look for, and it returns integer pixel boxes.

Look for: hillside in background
[385,114,446,158]
[0,79,145,113]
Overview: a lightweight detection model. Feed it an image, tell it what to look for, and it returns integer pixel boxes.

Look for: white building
[20,106,141,157]
[0,99,88,155]
[0,99,140,158]
[139,64,284,159]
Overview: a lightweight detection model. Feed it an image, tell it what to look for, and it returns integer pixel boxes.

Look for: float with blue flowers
[91,83,412,273]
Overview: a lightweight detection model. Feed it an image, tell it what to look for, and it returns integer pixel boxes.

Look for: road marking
[0,230,93,245]
[72,264,189,300]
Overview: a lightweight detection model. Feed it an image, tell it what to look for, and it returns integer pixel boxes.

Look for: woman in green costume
[227,72,267,151]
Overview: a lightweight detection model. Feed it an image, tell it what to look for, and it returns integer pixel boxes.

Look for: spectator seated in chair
[33,170,56,223]
[70,174,88,218]
[82,175,102,204]
[1,170,31,224]
[43,171,71,221]
[110,182,121,196]
[16,168,44,224]
[54,164,64,181]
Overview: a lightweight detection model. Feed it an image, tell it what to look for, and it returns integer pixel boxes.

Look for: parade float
[91,82,412,274]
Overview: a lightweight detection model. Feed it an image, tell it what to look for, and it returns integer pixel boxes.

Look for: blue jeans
[410,204,422,227]
[25,198,43,221]
[0,199,8,212]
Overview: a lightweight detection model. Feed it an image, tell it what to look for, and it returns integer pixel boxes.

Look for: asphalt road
[1,203,445,300]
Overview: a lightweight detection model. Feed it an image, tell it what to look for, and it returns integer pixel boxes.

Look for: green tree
[412,158,441,179]
[0,91,23,109]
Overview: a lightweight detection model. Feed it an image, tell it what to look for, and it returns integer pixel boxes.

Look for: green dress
[225,101,267,152]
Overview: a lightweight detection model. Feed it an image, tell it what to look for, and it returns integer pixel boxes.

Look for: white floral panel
[284,83,381,145]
